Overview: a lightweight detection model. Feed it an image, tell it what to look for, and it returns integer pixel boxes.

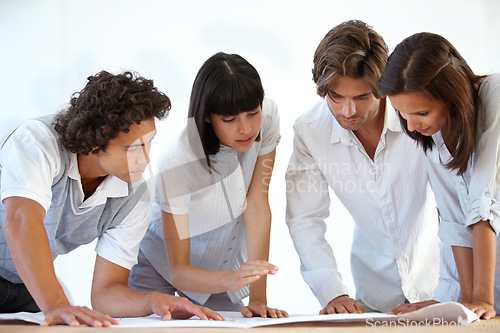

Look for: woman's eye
[223,118,235,123]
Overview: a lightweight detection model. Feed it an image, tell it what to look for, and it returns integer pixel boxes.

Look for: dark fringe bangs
[208,74,264,117]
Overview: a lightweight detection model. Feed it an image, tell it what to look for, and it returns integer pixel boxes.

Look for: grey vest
[0,115,149,283]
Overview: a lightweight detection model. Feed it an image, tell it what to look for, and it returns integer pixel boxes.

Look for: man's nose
[342,99,356,118]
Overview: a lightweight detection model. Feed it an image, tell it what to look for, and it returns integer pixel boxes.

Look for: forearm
[92,281,153,317]
[3,209,69,312]
[243,207,272,261]
[472,220,496,305]
[244,206,271,303]
[249,275,268,304]
[162,211,237,294]
[170,265,236,294]
[244,150,273,264]
[92,279,183,318]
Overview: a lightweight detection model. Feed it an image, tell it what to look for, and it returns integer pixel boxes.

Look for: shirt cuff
[302,269,350,308]
[1,188,51,212]
[159,202,189,215]
[466,191,500,236]
[258,137,280,157]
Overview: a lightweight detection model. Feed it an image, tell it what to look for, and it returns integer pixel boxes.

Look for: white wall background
[1,0,499,315]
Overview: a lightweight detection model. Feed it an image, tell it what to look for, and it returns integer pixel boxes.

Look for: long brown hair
[379,32,485,174]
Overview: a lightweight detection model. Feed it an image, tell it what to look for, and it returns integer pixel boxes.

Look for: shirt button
[239,206,243,211]
[233,237,237,240]
[228,248,232,251]
[239,189,243,193]
[223,260,228,264]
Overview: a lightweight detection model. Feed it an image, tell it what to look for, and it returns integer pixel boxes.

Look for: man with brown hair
[286,20,455,313]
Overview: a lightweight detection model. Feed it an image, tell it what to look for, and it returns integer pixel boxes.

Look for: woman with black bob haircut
[379,32,499,319]
[129,52,288,318]
[189,52,263,164]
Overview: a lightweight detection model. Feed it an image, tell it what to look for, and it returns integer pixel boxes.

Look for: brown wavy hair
[312,20,388,99]
[54,70,171,154]
[379,32,485,174]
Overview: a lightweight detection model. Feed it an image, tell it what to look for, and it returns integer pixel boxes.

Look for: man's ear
[91,147,101,155]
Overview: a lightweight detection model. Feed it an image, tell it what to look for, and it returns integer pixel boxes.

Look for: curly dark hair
[54,70,171,154]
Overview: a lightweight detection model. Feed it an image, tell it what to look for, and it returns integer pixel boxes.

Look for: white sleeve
[424,153,472,247]
[466,74,500,235]
[0,120,60,211]
[95,193,151,270]
[154,152,192,215]
[285,123,349,307]
[259,98,280,156]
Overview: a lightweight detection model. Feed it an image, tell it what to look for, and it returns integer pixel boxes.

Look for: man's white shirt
[285,98,446,312]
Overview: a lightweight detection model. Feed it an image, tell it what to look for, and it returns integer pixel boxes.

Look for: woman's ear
[205,114,212,123]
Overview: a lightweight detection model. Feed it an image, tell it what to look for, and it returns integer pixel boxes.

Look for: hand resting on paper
[241,300,289,318]
[389,300,438,315]
[462,300,496,320]
[320,295,364,314]
[149,293,225,321]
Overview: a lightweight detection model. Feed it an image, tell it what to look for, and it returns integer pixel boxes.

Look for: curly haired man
[0,71,223,326]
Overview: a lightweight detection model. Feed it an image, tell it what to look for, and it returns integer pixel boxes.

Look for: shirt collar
[69,153,129,207]
[329,117,351,145]
[326,99,350,145]
[384,103,404,133]
[431,130,455,165]
[328,98,403,145]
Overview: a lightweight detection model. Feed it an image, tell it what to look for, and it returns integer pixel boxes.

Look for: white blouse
[427,73,500,312]
[467,73,500,233]
[140,98,280,305]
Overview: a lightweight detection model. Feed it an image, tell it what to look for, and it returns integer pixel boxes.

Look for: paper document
[0,302,478,328]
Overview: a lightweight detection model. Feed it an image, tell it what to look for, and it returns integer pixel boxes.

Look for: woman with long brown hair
[380,32,499,319]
